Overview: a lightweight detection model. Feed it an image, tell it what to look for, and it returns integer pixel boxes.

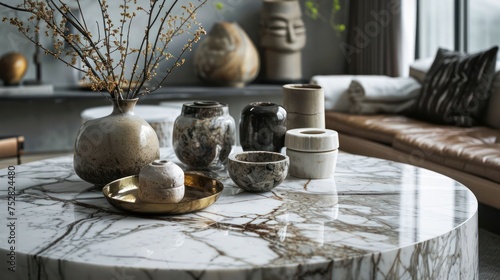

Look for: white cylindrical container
[285,128,339,179]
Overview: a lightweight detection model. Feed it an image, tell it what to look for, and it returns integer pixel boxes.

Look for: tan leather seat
[326,112,443,144]
[326,111,500,184]
[394,128,500,184]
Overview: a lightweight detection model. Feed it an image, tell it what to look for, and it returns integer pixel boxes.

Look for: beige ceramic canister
[193,21,260,87]
[283,84,325,130]
[285,128,339,179]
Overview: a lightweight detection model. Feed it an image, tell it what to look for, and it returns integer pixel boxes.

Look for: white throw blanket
[348,76,421,103]
[310,75,421,114]
[348,76,421,114]
[310,75,354,112]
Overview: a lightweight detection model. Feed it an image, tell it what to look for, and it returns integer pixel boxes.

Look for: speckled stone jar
[74,98,160,186]
[172,101,236,170]
[240,102,287,152]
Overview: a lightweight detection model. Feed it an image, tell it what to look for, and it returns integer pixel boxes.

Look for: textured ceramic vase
[240,102,287,152]
[194,21,260,87]
[172,101,236,170]
[74,98,160,186]
[283,84,325,129]
[0,52,28,85]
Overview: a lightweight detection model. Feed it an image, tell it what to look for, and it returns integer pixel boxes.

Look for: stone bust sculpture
[261,0,306,82]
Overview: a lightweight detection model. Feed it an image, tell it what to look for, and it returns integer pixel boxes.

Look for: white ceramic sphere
[138,160,185,203]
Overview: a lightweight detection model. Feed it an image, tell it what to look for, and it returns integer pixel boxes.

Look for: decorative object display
[239,102,287,152]
[194,21,259,87]
[261,0,306,82]
[139,160,185,204]
[0,52,28,85]
[283,84,325,129]
[1,1,207,184]
[285,128,339,179]
[74,98,160,186]
[227,151,289,192]
[173,101,236,170]
[102,172,224,214]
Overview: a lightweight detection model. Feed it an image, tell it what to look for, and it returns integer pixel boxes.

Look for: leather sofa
[321,60,500,211]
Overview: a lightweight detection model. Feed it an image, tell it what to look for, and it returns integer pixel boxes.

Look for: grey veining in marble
[0,148,478,280]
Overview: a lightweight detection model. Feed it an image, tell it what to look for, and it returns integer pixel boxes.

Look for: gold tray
[102,172,224,214]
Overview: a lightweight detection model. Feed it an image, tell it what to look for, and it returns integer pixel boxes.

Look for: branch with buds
[0,0,207,100]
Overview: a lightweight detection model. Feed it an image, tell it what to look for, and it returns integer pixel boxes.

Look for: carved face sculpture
[261,0,306,52]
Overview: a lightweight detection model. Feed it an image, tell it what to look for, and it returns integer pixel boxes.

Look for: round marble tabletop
[0,148,478,280]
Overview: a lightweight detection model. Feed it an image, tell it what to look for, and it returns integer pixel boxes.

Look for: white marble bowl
[227,151,289,192]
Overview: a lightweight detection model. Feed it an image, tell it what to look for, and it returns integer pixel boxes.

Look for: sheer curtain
[418,0,454,59]
[342,0,416,76]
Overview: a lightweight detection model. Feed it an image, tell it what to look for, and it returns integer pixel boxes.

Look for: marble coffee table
[0,148,478,280]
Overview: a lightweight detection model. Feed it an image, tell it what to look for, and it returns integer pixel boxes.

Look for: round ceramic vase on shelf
[283,84,325,129]
[74,98,160,186]
[0,52,28,85]
[239,102,287,152]
[193,21,260,87]
[172,101,236,170]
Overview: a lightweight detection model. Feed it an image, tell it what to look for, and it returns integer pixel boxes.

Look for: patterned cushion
[411,47,498,127]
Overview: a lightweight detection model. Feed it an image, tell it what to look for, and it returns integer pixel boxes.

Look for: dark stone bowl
[227,151,289,192]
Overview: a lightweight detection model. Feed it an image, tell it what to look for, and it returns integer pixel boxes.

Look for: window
[417,0,455,59]
[468,0,500,52]
[417,0,500,58]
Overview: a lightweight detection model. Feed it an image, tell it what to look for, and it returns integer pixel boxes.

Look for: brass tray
[102,172,224,214]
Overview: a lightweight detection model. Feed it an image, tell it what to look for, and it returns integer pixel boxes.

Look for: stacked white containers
[285,128,339,179]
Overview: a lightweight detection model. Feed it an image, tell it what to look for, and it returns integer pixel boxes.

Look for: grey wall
[0,0,348,86]
[0,0,348,154]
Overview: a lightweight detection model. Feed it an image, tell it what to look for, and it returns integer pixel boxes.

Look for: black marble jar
[239,102,287,152]
[173,101,235,170]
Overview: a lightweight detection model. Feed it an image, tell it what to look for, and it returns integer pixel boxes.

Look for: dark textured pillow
[411,47,498,127]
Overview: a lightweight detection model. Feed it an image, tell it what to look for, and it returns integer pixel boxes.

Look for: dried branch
[0,0,206,99]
